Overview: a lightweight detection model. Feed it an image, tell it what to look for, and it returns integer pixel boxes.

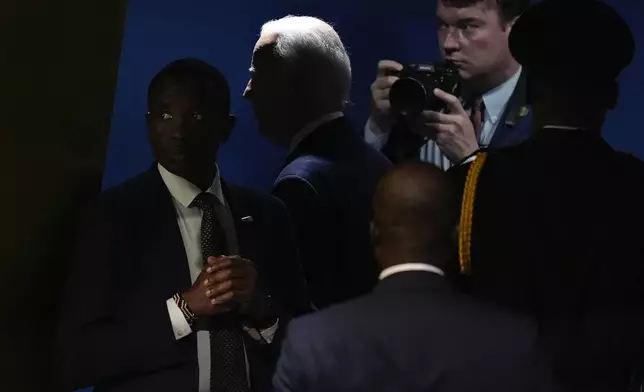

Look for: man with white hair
[244,16,391,309]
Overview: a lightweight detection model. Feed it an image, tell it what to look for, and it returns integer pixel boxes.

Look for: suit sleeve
[272,177,339,309]
[272,323,315,392]
[56,206,191,390]
[249,193,313,357]
[269,196,313,318]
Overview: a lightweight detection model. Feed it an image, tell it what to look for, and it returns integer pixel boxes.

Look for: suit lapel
[141,167,193,294]
[489,71,533,149]
[221,180,261,263]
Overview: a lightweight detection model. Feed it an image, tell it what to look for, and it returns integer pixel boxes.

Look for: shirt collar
[482,67,522,124]
[379,262,445,281]
[157,163,225,208]
[288,112,344,153]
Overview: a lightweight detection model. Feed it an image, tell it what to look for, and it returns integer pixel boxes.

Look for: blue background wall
[102,0,644,193]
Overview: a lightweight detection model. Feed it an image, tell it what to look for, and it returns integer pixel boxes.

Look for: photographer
[365,0,531,168]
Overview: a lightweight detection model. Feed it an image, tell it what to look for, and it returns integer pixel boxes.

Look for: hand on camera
[182,255,259,319]
[407,88,479,163]
[370,60,403,134]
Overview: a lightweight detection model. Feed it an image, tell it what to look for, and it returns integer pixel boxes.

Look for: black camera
[388,63,460,114]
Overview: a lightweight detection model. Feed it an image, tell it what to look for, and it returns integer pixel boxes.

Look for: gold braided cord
[458,152,488,275]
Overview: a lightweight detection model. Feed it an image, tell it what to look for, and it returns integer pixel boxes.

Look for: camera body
[388,63,460,114]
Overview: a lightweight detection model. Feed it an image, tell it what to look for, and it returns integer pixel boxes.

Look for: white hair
[260,15,352,106]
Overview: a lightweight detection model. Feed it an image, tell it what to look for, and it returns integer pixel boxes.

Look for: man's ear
[504,15,519,32]
[370,221,380,247]
[145,112,153,142]
[606,81,619,110]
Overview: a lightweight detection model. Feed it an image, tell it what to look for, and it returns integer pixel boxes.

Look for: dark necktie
[191,193,250,392]
[470,96,485,142]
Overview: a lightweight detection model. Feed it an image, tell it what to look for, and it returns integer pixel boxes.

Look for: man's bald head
[372,163,459,268]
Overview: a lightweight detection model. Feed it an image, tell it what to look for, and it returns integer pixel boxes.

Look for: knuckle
[220,280,232,291]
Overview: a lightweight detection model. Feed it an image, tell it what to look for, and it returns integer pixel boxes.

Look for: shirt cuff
[364,116,391,150]
[243,319,279,344]
[461,155,477,165]
[166,298,193,340]
[459,150,481,166]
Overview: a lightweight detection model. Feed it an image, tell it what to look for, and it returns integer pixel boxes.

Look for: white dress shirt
[379,262,445,280]
[289,111,344,153]
[159,164,278,392]
[365,68,522,170]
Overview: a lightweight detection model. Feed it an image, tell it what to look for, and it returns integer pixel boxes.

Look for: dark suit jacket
[56,166,310,392]
[449,130,644,391]
[273,270,554,392]
[382,72,533,163]
[272,117,391,309]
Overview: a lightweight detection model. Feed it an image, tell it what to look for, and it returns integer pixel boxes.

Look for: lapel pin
[519,106,530,117]
[241,215,254,223]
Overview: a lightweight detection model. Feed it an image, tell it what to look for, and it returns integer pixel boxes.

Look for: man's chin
[457,68,473,81]
[160,159,193,177]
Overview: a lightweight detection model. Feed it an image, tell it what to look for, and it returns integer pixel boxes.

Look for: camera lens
[389,78,427,115]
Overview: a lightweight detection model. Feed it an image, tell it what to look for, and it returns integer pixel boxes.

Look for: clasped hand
[183,255,258,318]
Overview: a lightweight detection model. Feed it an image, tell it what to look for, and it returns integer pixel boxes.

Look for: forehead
[437,1,498,22]
[151,81,200,104]
[150,79,228,112]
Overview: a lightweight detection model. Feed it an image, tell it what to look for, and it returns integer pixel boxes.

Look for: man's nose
[243,79,252,99]
[168,117,188,139]
[441,29,460,53]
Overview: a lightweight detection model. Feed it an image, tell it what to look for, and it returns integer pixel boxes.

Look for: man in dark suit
[365,0,533,167]
[273,162,553,392]
[451,2,644,390]
[57,58,310,392]
[243,16,391,309]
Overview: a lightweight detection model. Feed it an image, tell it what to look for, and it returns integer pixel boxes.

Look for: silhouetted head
[509,0,635,129]
[147,58,236,188]
[437,0,529,93]
[243,16,351,147]
[371,163,459,272]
